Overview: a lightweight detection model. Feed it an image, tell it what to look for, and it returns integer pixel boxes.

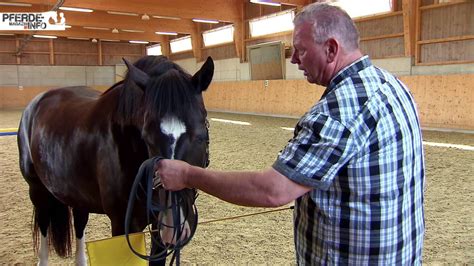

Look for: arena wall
[203,74,474,131]
[1,60,473,131]
[1,75,472,131]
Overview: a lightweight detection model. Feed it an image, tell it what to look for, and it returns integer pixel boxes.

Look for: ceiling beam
[234,0,245,62]
[10,27,165,43]
[15,0,242,22]
[1,6,195,34]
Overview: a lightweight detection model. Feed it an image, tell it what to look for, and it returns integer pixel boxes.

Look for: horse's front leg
[72,209,89,266]
[37,230,49,266]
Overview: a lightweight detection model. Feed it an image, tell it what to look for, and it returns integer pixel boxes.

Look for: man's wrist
[184,163,196,188]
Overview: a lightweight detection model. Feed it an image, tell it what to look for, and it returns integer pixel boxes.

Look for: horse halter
[204,118,211,168]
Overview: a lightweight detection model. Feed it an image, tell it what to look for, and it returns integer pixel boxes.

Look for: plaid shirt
[273,56,425,265]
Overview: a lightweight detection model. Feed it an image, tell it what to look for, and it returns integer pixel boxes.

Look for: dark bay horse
[17,55,214,265]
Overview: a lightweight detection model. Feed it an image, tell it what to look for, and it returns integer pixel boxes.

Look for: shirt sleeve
[272,113,357,190]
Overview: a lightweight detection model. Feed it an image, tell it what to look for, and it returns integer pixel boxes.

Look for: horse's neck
[98,84,144,128]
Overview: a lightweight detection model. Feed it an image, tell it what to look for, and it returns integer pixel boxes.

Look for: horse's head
[121,56,213,247]
[123,56,213,167]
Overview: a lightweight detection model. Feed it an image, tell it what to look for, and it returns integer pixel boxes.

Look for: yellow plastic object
[86,233,148,266]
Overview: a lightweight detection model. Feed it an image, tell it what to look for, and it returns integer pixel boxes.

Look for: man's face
[291,22,327,86]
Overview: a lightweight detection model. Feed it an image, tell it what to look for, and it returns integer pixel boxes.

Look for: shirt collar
[321,55,372,99]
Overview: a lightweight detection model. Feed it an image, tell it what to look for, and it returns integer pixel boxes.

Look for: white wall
[412,62,474,75]
[175,56,453,83]
[0,65,18,86]
[175,58,198,75]
[372,57,413,76]
[0,65,115,87]
[176,58,251,82]
[2,56,474,88]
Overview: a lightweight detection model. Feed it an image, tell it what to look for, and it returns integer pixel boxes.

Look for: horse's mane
[145,66,201,122]
[102,55,169,95]
[114,55,202,124]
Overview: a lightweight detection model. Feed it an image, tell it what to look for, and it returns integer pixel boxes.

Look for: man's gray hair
[293,3,360,50]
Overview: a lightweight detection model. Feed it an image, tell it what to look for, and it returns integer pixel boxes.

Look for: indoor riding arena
[0,0,473,265]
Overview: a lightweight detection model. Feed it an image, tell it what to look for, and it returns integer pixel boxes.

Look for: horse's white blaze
[37,235,48,266]
[75,237,87,266]
[160,116,186,159]
[159,115,189,245]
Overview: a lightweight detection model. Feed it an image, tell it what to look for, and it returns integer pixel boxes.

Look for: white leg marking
[160,116,186,159]
[37,235,48,266]
[75,236,87,266]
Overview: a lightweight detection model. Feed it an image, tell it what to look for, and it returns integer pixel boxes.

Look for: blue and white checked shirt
[273,56,425,265]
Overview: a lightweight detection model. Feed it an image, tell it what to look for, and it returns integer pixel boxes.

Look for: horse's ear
[191,56,214,93]
[123,58,149,88]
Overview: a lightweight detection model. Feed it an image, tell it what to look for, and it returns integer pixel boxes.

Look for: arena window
[331,0,392,18]
[170,36,192,53]
[146,44,162,55]
[203,25,234,47]
[249,9,295,38]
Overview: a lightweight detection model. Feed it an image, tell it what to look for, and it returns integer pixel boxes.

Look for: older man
[156,3,425,264]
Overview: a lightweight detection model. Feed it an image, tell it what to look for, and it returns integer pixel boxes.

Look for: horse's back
[33,86,101,109]
[19,86,101,161]
[18,86,106,209]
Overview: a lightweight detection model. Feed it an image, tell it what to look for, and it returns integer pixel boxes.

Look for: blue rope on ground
[0,132,17,136]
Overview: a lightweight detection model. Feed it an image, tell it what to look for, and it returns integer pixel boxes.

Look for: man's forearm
[187,166,310,207]
[187,166,277,207]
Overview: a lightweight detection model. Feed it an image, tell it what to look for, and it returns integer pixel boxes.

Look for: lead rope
[124,156,198,265]
[204,118,210,168]
[125,118,210,265]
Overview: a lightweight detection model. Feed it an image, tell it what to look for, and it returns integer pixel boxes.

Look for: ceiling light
[121,29,144,33]
[112,28,119,33]
[33,35,57,39]
[250,0,281,6]
[152,15,181,20]
[107,11,138,16]
[67,37,89,40]
[59,6,94,13]
[129,40,149,44]
[155,31,178,36]
[141,14,150,20]
[83,26,110,31]
[65,25,72,28]
[192,18,219,24]
[91,38,98,43]
[0,2,32,7]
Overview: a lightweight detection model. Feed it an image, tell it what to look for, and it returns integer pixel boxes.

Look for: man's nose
[290,50,299,64]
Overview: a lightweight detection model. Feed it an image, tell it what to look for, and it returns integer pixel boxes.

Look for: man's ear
[325,38,339,63]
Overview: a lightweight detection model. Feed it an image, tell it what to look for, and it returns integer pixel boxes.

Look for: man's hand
[154,159,191,191]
